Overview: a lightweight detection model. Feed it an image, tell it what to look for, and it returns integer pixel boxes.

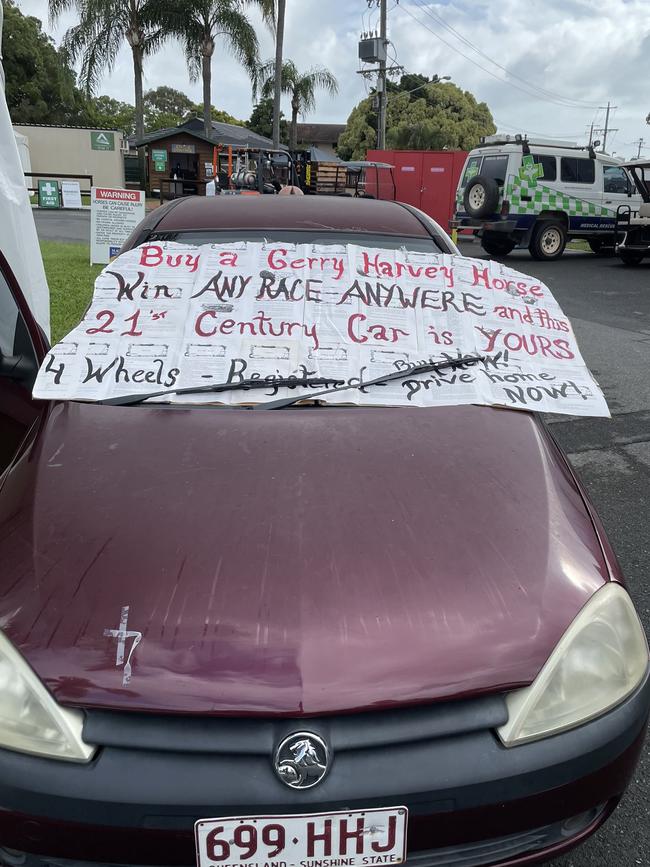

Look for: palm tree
[165,0,274,138]
[258,60,338,150]
[48,0,167,161]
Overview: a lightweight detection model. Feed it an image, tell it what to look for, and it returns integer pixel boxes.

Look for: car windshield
[31,231,607,419]
[145,229,446,254]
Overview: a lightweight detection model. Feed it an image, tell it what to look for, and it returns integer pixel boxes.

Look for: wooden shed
[135,117,281,197]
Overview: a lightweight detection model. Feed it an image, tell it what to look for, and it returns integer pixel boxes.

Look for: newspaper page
[33,241,610,417]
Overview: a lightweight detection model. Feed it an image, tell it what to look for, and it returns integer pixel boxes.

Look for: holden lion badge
[274,732,330,789]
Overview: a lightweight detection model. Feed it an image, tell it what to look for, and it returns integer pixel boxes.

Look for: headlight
[0,631,95,762]
[498,583,649,747]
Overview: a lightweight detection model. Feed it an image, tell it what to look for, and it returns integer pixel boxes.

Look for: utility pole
[602,102,611,152]
[637,138,645,159]
[359,1,401,149]
[377,0,387,150]
[588,121,594,146]
[601,101,618,153]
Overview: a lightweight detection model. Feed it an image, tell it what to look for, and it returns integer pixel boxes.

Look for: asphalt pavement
[34,208,90,244]
[459,239,650,867]
[33,216,649,865]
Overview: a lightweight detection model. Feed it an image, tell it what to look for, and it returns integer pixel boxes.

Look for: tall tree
[338,76,496,160]
[247,97,288,142]
[85,94,135,134]
[272,0,284,150]
[189,103,244,126]
[2,0,84,124]
[258,59,338,150]
[144,85,194,130]
[163,0,273,139]
[48,0,168,181]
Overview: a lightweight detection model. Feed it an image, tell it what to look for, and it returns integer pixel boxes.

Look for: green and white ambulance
[451,135,641,260]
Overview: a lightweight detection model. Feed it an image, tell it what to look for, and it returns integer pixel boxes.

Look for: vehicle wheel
[588,239,615,256]
[529,221,567,260]
[481,235,516,257]
[619,250,645,266]
[463,176,500,219]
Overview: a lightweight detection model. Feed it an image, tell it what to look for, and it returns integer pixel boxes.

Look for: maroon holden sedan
[0,197,648,867]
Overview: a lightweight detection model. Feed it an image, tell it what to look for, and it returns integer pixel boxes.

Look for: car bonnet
[0,401,610,715]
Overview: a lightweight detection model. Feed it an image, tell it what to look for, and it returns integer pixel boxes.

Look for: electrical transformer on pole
[358,0,396,151]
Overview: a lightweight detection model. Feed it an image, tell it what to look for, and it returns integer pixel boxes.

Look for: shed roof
[134,117,284,150]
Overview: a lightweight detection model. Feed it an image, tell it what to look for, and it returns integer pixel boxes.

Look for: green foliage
[247,97,288,141]
[189,104,244,126]
[2,0,84,124]
[144,86,194,129]
[84,95,136,135]
[338,76,496,160]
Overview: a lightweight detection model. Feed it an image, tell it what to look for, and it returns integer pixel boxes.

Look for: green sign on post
[91,131,115,151]
[38,179,60,209]
[152,149,167,163]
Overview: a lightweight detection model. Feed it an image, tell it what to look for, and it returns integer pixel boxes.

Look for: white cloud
[15,0,650,157]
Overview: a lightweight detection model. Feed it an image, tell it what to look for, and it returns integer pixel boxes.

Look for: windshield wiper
[100,376,345,407]
[255,355,486,411]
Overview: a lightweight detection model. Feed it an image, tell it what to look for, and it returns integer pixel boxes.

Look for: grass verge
[567,239,591,252]
[40,241,102,343]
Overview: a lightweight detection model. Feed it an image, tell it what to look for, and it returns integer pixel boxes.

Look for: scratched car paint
[0,197,648,867]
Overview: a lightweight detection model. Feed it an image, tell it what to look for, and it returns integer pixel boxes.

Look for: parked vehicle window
[603,166,631,194]
[481,155,509,186]
[561,158,595,184]
[531,154,557,181]
[145,230,446,253]
[460,156,482,187]
[0,267,37,387]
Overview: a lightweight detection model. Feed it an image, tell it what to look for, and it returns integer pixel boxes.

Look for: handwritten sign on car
[33,242,609,416]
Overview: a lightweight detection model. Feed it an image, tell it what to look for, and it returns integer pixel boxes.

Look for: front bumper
[0,671,648,867]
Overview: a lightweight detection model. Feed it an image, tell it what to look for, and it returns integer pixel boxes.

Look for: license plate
[195,806,408,867]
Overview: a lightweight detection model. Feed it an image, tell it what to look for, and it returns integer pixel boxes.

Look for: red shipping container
[366,149,468,230]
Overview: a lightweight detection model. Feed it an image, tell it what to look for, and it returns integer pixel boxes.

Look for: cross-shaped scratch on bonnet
[103,605,142,686]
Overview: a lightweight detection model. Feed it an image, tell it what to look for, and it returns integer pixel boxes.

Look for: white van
[451,135,641,260]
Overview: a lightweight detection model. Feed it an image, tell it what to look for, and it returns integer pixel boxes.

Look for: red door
[391,152,425,208]
[420,152,463,228]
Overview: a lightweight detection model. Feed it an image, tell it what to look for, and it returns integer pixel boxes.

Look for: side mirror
[0,350,37,384]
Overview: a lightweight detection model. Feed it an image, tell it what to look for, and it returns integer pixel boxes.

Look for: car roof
[150,196,431,238]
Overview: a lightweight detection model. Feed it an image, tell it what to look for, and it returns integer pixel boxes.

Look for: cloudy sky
[16,0,650,158]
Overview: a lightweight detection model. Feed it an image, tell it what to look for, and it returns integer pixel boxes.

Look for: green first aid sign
[38,179,60,208]
[518,154,544,186]
[91,131,115,151]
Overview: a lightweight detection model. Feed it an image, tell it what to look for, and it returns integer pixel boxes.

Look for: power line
[494,119,586,139]
[386,75,451,101]
[409,0,602,110]
[400,1,604,111]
